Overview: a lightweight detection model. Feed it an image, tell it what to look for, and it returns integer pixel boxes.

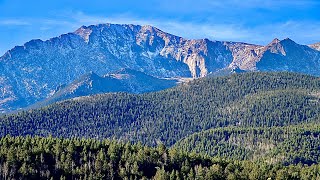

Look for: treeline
[0,136,320,180]
[174,123,320,165]
[0,72,319,147]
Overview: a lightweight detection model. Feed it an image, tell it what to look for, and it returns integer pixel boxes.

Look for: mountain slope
[1,72,319,146]
[31,69,178,108]
[309,42,320,51]
[173,123,320,164]
[255,38,320,74]
[229,38,320,74]
[0,24,236,112]
[1,23,320,112]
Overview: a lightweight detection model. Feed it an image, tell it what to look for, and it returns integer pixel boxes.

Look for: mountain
[309,42,320,51]
[30,68,178,109]
[1,72,319,146]
[255,38,320,74]
[1,23,320,112]
[228,38,320,74]
[103,68,180,93]
[0,24,235,112]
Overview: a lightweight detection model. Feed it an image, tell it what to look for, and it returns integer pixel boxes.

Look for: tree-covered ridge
[0,136,320,180]
[173,123,320,164]
[0,72,319,146]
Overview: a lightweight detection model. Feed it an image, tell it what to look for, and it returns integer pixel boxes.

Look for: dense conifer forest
[0,72,319,146]
[0,72,320,179]
[174,123,320,164]
[0,136,319,180]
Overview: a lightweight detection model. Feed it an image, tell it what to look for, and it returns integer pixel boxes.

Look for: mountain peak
[280,38,296,45]
[74,26,93,42]
[283,37,293,41]
[269,38,295,45]
[267,38,298,53]
[265,38,286,56]
[270,38,280,44]
[1,23,320,113]
[74,23,145,42]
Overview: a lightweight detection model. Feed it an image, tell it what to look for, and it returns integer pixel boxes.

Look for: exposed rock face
[0,23,234,112]
[227,38,320,74]
[256,38,320,74]
[309,42,320,51]
[224,42,263,70]
[0,23,320,112]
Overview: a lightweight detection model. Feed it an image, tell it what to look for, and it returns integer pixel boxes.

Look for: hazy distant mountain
[0,23,320,112]
[31,68,178,108]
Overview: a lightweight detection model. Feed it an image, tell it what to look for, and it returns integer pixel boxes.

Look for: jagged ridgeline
[1,72,319,147]
[1,136,319,179]
[174,123,320,165]
[1,23,320,113]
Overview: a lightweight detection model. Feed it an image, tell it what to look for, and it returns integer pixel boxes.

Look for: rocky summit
[0,23,320,112]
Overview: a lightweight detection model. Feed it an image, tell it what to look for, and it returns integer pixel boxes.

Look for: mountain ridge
[29,68,178,109]
[1,72,319,146]
[309,42,320,51]
[1,23,320,112]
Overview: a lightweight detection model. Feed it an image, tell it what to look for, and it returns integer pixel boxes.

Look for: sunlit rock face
[1,23,320,112]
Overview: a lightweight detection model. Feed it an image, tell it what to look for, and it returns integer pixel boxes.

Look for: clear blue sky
[0,0,320,55]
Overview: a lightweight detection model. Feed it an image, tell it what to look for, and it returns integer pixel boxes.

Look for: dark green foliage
[174,123,320,164]
[0,72,319,147]
[0,136,319,180]
[0,72,320,179]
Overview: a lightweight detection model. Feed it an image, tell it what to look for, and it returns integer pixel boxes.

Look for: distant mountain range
[0,23,319,112]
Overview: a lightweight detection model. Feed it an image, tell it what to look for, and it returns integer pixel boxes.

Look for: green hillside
[173,123,320,165]
[0,72,319,147]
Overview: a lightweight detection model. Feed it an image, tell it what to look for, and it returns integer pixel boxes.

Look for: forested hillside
[0,72,319,147]
[0,136,319,180]
[174,123,320,165]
